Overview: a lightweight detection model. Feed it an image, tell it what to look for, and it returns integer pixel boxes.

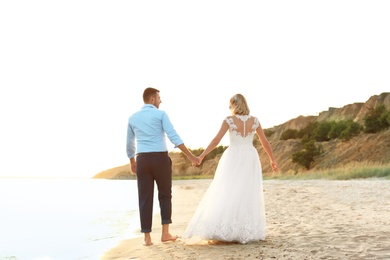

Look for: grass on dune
[264,163,390,180]
[173,163,390,181]
[173,174,214,180]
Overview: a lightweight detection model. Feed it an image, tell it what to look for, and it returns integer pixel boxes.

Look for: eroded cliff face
[316,92,390,124]
[269,92,390,141]
[268,116,317,142]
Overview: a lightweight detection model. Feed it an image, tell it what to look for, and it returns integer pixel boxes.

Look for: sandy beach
[102,179,390,260]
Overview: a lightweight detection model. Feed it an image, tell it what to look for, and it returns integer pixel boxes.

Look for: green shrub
[328,121,347,139]
[282,120,363,142]
[292,137,323,170]
[313,121,332,141]
[298,122,318,139]
[364,103,389,133]
[280,129,299,140]
[339,120,362,140]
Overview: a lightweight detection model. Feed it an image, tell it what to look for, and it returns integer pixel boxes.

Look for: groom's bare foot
[161,234,179,243]
[143,239,153,246]
[143,233,153,246]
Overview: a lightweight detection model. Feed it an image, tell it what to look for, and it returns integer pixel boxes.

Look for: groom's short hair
[143,88,160,103]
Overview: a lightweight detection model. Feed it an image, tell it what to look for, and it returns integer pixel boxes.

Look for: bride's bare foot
[161,234,179,243]
[207,240,233,245]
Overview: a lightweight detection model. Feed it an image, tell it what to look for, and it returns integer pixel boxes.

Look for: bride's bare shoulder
[223,116,234,125]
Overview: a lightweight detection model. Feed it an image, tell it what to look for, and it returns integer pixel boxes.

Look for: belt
[137,151,168,155]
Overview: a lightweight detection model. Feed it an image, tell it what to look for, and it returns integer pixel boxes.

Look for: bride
[182,93,278,244]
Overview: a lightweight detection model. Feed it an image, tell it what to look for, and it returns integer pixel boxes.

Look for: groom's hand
[130,159,136,174]
[190,156,200,166]
[190,156,199,166]
[131,164,136,174]
[193,156,203,166]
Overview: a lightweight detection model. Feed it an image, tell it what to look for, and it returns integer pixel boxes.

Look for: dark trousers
[136,152,172,233]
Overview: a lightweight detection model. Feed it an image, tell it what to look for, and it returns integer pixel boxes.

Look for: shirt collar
[142,104,157,109]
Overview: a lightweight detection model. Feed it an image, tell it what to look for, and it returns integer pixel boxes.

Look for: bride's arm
[256,122,278,172]
[198,121,229,163]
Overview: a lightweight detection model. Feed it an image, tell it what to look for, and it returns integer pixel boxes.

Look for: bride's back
[225,115,259,146]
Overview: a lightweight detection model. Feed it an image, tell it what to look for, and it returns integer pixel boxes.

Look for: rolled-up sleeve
[161,112,183,147]
[126,120,136,158]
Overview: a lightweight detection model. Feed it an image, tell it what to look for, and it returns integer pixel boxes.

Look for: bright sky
[1,1,389,178]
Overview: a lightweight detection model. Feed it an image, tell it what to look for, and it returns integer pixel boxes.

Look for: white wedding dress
[182,115,266,244]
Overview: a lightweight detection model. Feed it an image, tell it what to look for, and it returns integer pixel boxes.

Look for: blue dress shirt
[126,104,184,158]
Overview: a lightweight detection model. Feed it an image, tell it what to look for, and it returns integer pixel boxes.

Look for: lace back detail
[235,115,251,136]
[224,115,259,138]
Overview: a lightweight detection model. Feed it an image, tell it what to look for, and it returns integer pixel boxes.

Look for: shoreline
[102,179,390,260]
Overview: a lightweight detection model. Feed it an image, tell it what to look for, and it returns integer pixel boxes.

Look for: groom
[126,87,199,246]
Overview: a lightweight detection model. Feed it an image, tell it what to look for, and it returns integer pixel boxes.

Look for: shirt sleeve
[126,119,136,158]
[161,112,183,148]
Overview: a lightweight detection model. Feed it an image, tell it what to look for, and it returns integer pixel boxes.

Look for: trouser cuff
[162,219,172,225]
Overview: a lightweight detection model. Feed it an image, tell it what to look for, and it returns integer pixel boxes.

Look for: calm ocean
[0,178,154,260]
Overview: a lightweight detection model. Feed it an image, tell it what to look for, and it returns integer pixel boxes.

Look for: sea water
[0,178,154,260]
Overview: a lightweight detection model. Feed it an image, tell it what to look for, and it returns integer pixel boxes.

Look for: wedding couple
[126,87,278,246]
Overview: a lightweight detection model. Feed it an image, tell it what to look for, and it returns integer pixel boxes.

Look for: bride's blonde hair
[230,94,250,115]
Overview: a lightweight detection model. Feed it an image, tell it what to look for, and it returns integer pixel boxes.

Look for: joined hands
[191,156,203,166]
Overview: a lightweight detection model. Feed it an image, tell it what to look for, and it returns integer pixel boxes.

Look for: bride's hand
[191,156,201,166]
[271,161,278,172]
[195,156,203,166]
